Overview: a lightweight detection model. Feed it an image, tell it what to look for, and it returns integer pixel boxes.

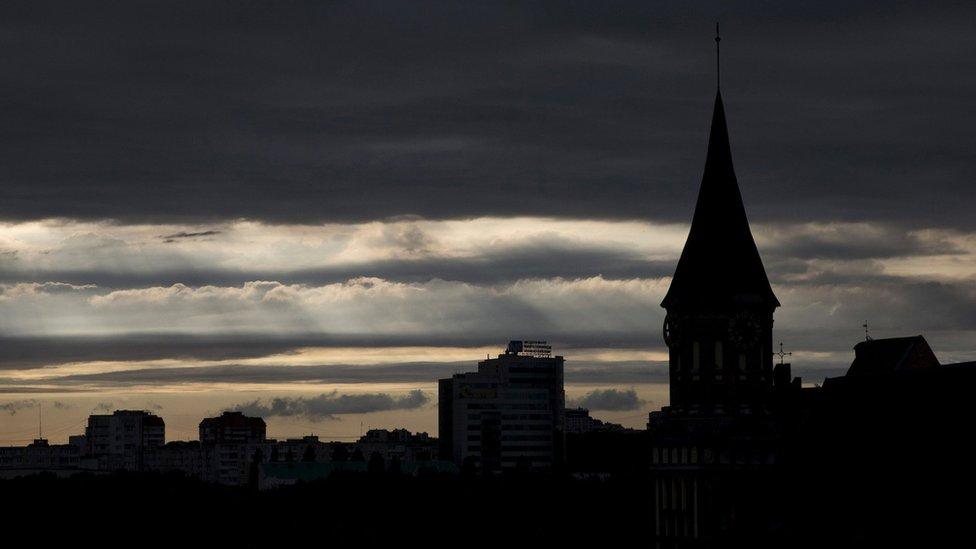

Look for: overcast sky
[2,1,975,441]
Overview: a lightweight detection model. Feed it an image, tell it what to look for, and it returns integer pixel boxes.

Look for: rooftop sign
[506,340,551,358]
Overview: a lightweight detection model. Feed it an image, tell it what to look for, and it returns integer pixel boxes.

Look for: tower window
[692,341,700,371]
[715,341,723,369]
[738,353,746,371]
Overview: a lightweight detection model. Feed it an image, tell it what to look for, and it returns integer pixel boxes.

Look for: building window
[738,353,746,371]
[714,341,723,369]
[692,342,700,371]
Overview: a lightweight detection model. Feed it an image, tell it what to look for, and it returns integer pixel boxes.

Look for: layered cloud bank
[2,218,975,386]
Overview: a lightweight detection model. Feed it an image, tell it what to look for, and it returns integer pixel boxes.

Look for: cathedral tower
[660,89,779,415]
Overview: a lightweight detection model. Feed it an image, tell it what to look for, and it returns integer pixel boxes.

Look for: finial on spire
[776,342,792,366]
[715,22,721,90]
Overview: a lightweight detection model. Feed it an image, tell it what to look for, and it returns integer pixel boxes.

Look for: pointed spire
[661,34,778,312]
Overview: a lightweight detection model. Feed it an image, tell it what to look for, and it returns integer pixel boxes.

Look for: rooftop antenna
[776,342,792,366]
[37,401,42,440]
[863,322,873,341]
[715,22,721,90]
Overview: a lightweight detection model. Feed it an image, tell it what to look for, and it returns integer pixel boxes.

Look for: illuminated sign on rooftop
[506,340,552,357]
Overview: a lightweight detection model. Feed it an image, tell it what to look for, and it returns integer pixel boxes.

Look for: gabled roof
[847,335,940,376]
[661,92,778,311]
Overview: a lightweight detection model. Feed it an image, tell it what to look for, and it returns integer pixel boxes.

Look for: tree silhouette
[461,456,477,477]
[330,443,348,462]
[248,448,265,489]
[368,452,385,474]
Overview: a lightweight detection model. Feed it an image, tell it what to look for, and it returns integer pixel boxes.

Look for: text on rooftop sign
[506,340,552,357]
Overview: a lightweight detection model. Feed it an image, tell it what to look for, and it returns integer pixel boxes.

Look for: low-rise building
[356,428,437,462]
[565,408,631,434]
[0,439,80,476]
[150,440,205,478]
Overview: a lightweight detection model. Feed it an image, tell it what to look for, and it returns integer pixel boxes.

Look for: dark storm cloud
[0,241,671,288]
[0,360,675,392]
[0,332,659,370]
[0,349,877,390]
[0,387,88,394]
[6,359,667,387]
[29,362,462,386]
[0,334,321,369]
[0,328,664,370]
[232,390,429,420]
[762,225,961,261]
[160,230,222,242]
[0,1,973,228]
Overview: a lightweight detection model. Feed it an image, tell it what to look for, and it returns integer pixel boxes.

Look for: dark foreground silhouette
[6,424,974,549]
[5,470,649,545]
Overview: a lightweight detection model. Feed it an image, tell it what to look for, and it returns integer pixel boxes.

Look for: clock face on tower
[728,311,761,350]
[663,314,679,348]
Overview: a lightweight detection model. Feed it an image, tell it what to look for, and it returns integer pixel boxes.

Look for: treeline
[4,470,650,545]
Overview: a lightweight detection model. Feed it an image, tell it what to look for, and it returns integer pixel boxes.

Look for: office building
[439,340,565,473]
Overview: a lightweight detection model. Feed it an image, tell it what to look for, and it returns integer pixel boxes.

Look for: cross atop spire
[715,22,721,90]
[776,342,792,366]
